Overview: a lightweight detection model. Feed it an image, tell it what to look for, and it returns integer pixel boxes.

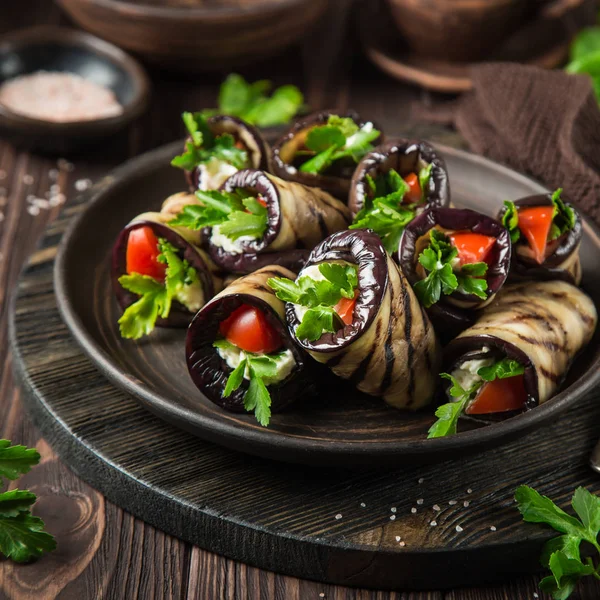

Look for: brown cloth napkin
[454,63,600,225]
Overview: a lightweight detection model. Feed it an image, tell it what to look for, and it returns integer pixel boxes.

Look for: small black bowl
[0,26,150,153]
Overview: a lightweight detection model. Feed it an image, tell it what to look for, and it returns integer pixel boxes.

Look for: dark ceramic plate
[54,141,600,467]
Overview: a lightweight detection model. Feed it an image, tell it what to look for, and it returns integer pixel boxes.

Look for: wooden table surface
[1,2,599,599]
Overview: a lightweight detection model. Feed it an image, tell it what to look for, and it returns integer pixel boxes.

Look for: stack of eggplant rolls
[111,110,597,435]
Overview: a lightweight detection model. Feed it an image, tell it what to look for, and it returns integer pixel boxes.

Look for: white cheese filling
[174,280,204,313]
[198,157,238,191]
[216,345,296,385]
[448,347,492,401]
[345,122,374,148]
[210,227,256,254]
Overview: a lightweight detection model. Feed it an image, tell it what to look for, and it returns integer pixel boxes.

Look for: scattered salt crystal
[0,170,6,179]
[390,507,396,513]
[430,520,437,527]
[58,159,74,171]
[0,212,5,222]
[27,205,40,216]
[390,515,396,521]
[75,178,92,192]
[26,194,35,202]
[399,541,406,547]
[463,501,470,508]
[467,488,473,494]
[533,594,538,599]
[34,198,50,209]
[433,505,440,512]
[417,499,424,505]
[360,502,366,508]
[23,174,33,185]
[48,168,58,180]
[418,478,424,484]
[319,594,325,598]
[456,525,463,533]
[335,514,342,520]
[449,500,457,506]
[411,508,417,514]
[490,526,497,532]
[395,536,401,542]
[0,197,6,206]
[50,183,60,193]
[49,193,66,206]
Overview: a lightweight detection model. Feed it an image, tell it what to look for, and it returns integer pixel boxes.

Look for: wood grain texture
[0,0,599,598]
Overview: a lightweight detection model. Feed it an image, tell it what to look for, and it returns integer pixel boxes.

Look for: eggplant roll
[186,266,311,416]
[112,216,221,329]
[183,115,269,192]
[445,280,597,409]
[208,169,351,274]
[349,139,451,218]
[271,110,383,201]
[497,192,583,285]
[283,229,441,410]
[399,207,511,335]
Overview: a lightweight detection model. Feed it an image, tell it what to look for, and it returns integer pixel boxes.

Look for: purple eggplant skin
[399,207,512,338]
[497,193,582,284]
[349,139,451,218]
[285,229,388,353]
[443,336,538,410]
[112,220,216,328]
[183,115,270,191]
[270,110,384,202]
[186,294,311,414]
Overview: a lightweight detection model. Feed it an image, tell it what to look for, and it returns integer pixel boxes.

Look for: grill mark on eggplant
[245,283,275,295]
[512,332,567,352]
[324,353,344,368]
[380,279,396,394]
[398,268,415,406]
[349,319,382,386]
[316,211,328,240]
[539,365,561,383]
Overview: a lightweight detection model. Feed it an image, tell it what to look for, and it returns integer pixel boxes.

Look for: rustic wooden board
[10,182,600,591]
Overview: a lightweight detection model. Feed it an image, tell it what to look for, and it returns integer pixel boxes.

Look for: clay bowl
[385,0,531,62]
[0,26,150,154]
[56,0,328,71]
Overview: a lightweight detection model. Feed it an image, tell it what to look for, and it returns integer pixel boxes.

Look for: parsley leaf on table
[202,74,304,127]
[0,440,56,563]
[268,263,358,341]
[118,238,199,340]
[298,115,380,175]
[0,440,40,480]
[171,112,248,172]
[566,26,600,103]
[427,358,525,439]
[515,485,600,600]
[502,200,521,244]
[413,229,488,307]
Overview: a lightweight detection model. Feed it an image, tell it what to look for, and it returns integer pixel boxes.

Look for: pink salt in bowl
[0,26,150,153]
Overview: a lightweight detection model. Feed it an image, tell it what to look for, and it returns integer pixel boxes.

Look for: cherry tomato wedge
[517,206,553,264]
[126,226,166,281]
[334,291,358,326]
[219,305,283,354]
[256,195,267,208]
[403,172,422,204]
[449,232,496,265]
[465,375,527,415]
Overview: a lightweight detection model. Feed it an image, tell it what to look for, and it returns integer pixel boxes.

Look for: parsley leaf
[515,485,600,599]
[478,358,524,381]
[550,188,576,241]
[298,115,380,175]
[502,200,521,244]
[413,229,489,307]
[418,163,433,202]
[171,112,248,172]
[205,73,304,127]
[268,263,358,341]
[0,440,40,480]
[0,490,37,518]
[217,197,268,241]
[118,238,199,339]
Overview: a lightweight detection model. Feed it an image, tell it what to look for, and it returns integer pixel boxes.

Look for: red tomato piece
[449,232,496,265]
[403,172,422,204]
[334,292,358,326]
[126,226,166,281]
[517,206,554,264]
[219,305,282,354]
[256,195,267,208]
[465,375,527,415]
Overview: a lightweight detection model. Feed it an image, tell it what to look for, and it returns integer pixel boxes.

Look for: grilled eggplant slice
[280,229,441,410]
[399,207,511,337]
[445,280,597,411]
[271,110,383,201]
[205,169,351,274]
[186,266,312,423]
[177,114,270,192]
[497,191,582,285]
[349,139,451,218]
[112,216,221,335]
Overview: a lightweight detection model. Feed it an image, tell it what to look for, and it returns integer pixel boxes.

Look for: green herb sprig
[413,229,489,308]
[298,115,381,175]
[118,238,199,340]
[349,165,432,254]
[515,485,600,599]
[169,189,268,242]
[214,339,287,427]
[201,74,304,127]
[0,440,56,563]
[428,358,524,438]
[171,112,248,173]
[566,26,600,102]
[268,263,358,342]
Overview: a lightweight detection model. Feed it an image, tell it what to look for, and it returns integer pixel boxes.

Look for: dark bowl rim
[53,139,600,464]
[0,25,150,133]
[61,0,317,21]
